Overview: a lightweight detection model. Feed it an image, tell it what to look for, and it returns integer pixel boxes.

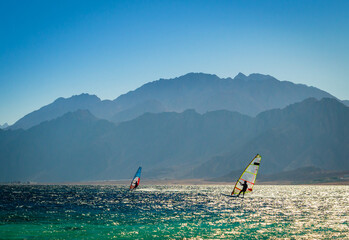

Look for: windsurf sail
[231,154,261,196]
[129,167,142,190]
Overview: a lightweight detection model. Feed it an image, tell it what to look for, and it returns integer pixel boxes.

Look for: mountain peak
[0,123,9,129]
[247,73,278,82]
[233,72,279,82]
[234,72,247,79]
[11,93,102,130]
[291,97,344,109]
[176,72,220,81]
[54,93,100,104]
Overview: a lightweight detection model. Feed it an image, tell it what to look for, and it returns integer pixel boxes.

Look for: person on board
[237,180,248,198]
[133,180,139,189]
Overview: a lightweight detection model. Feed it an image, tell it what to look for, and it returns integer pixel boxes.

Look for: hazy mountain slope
[112,72,334,117]
[0,109,253,182]
[194,98,349,178]
[10,73,335,129]
[103,110,253,179]
[1,98,348,182]
[0,110,118,182]
[111,99,167,123]
[11,94,102,130]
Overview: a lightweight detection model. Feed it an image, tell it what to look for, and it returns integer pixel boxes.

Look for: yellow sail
[231,154,261,196]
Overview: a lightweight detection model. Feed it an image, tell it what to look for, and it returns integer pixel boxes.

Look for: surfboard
[221,193,239,198]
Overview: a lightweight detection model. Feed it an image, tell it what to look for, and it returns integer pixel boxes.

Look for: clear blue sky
[1,0,348,124]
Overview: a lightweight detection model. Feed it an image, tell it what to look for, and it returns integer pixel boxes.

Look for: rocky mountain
[0,110,117,182]
[193,98,349,178]
[1,98,348,182]
[0,123,8,129]
[10,73,335,130]
[112,72,334,117]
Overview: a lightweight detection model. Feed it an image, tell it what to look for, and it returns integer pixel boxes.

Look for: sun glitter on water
[0,185,348,239]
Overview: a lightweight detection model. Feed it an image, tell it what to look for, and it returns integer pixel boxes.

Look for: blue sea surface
[0,185,348,239]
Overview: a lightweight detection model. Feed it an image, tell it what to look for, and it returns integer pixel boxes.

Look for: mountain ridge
[10,72,335,130]
[0,123,8,129]
[1,97,348,182]
[193,97,349,178]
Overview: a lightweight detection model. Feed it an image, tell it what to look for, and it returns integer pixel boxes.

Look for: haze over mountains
[1,98,348,182]
[10,73,335,130]
[1,72,348,183]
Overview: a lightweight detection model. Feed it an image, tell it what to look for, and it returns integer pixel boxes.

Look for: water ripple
[0,185,348,239]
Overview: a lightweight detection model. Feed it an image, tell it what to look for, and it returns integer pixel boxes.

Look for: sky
[1,0,349,125]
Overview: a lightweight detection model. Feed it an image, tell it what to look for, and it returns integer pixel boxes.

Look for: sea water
[0,185,348,239]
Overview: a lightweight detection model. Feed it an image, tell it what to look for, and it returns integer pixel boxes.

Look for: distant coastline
[2,179,348,186]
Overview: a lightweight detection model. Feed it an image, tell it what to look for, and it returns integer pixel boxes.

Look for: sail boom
[240,178,254,185]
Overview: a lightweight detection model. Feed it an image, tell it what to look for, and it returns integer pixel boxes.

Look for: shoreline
[2,179,349,186]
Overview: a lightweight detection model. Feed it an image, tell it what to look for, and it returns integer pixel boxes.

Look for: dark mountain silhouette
[1,109,248,182]
[0,123,8,129]
[193,98,349,178]
[10,73,335,129]
[0,110,117,182]
[343,100,349,107]
[1,98,348,182]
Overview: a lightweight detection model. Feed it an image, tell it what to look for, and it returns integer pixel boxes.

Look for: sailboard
[229,154,261,197]
[129,167,142,190]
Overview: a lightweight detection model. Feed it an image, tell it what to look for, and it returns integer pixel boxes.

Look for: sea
[0,185,348,239]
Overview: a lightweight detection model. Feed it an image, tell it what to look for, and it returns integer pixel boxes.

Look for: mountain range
[10,72,336,130]
[1,97,348,182]
[193,97,349,178]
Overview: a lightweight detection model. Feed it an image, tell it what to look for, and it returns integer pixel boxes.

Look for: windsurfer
[129,167,142,190]
[237,180,248,197]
